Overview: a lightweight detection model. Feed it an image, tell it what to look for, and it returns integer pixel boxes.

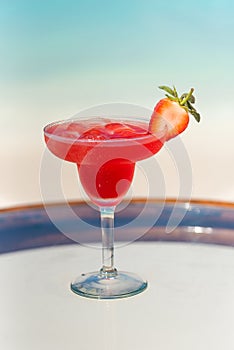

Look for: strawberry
[149,85,200,141]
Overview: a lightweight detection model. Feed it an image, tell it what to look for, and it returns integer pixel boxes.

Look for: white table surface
[1,242,234,350]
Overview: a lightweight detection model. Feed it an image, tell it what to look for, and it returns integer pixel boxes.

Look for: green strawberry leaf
[165,94,177,101]
[173,86,178,98]
[181,93,195,104]
[187,101,201,122]
[159,85,177,98]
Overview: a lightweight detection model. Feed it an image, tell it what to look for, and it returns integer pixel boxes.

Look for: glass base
[70,269,147,299]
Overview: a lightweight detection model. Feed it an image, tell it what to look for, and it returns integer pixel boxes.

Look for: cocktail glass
[44,116,164,299]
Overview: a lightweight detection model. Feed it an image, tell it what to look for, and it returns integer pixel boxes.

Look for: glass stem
[100,206,117,277]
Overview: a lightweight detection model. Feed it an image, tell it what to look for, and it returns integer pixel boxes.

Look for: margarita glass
[44,116,165,299]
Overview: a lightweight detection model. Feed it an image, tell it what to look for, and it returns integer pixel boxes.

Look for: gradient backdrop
[1,0,234,207]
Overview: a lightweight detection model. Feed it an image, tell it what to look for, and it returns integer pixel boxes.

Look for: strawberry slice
[149,85,200,141]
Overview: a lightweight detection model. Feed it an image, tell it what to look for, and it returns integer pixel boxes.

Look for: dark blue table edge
[1,199,234,254]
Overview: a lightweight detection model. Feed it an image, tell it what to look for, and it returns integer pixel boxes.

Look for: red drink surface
[44,118,164,206]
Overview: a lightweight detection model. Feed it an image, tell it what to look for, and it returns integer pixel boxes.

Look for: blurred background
[1,0,234,208]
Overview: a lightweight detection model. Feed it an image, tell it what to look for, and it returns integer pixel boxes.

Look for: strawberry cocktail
[45,118,164,207]
[44,86,200,299]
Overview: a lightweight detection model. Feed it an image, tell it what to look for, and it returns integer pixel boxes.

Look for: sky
[1,0,234,87]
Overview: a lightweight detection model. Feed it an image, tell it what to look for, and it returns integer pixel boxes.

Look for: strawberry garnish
[149,85,200,141]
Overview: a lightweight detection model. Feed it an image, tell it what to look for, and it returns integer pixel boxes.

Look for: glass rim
[43,115,164,144]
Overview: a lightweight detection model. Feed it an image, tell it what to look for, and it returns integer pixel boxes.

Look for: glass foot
[70,270,147,299]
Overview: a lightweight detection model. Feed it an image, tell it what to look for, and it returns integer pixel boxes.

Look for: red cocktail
[45,117,164,207]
